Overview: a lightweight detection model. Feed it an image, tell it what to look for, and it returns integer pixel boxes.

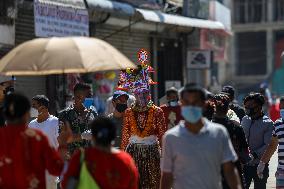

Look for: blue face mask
[280,109,284,119]
[181,106,203,124]
[84,98,94,109]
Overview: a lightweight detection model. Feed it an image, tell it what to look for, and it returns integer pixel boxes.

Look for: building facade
[0,0,231,113]
[230,0,284,98]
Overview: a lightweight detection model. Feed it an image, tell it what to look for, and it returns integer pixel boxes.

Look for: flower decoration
[117,49,157,94]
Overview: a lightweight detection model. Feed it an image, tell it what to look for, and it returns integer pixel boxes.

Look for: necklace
[134,111,149,132]
[132,101,154,112]
[128,105,156,138]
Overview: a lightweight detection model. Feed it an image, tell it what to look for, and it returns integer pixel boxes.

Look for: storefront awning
[86,0,135,17]
[136,8,226,30]
[37,0,86,9]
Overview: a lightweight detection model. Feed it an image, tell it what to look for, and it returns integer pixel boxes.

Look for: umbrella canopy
[0,37,136,76]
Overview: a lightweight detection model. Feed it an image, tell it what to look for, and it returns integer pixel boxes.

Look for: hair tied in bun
[97,128,109,139]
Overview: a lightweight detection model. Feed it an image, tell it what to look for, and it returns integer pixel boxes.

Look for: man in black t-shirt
[0,76,15,127]
[213,94,251,189]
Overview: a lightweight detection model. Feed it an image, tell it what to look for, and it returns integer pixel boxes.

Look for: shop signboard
[187,50,212,69]
[34,0,89,37]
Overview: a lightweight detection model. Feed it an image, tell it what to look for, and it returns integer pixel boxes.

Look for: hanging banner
[34,0,89,37]
[200,29,227,62]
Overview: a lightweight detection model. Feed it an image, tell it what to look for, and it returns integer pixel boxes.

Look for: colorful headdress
[117,49,157,94]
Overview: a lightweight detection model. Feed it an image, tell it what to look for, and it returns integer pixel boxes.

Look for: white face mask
[30,108,39,118]
[66,101,73,107]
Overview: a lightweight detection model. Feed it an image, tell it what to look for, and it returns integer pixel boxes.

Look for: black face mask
[245,107,256,117]
[115,103,128,113]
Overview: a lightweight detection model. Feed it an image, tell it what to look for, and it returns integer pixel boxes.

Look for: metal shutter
[92,24,151,62]
[14,8,47,99]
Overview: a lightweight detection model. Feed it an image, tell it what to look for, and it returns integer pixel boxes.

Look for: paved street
[250,152,277,189]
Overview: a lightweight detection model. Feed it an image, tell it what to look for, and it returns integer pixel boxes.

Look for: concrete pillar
[230,32,237,79]
[152,37,159,104]
[267,0,273,22]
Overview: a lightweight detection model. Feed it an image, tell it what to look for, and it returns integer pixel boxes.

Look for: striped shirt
[273,118,284,169]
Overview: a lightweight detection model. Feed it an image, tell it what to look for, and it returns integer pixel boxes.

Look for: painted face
[135,91,150,107]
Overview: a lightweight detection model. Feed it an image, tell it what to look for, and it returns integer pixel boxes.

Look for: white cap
[0,76,15,84]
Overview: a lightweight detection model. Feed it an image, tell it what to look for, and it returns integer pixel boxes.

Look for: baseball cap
[221,85,235,97]
[113,90,129,100]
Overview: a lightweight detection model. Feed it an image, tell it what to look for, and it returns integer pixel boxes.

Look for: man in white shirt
[29,95,59,189]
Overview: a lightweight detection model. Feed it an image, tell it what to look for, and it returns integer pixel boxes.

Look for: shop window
[274,0,284,21]
[234,0,267,24]
[0,0,15,24]
[236,32,267,76]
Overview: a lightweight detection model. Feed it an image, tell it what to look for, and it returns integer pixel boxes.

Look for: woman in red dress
[0,93,70,189]
[62,116,139,189]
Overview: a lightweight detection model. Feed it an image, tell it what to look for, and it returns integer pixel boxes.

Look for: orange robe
[121,105,167,150]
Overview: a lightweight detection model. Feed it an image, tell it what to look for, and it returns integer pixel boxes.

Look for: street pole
[182,0,190,85]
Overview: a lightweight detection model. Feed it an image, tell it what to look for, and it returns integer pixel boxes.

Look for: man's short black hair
[180,83,207,101]
[32,95,49,108]
[221,85,235,98]
[280,96,284,103]
[3,93,31,121]
[243,92,265,106]
[214,94,230,112]
[74,83,91,94]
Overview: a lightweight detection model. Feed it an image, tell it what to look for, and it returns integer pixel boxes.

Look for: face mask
[181,106,203,124]
[30,108,39,118]
[115,103,128,113]
[280,109,284,119]
[84,98,94,109]
[245,107,256,117]
[169,101,178,107]
[66,101,73,107]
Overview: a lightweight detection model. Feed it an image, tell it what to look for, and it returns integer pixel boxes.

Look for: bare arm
[223,162,242,189]
[260,136,278,163]
[160,172,173,189]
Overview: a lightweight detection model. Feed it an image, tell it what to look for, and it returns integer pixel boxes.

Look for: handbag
[66,150,100,189]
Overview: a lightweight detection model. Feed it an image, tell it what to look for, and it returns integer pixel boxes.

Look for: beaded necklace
[129,105,156,138]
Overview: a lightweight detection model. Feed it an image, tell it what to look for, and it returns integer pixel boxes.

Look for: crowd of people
[0,66,284,189]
